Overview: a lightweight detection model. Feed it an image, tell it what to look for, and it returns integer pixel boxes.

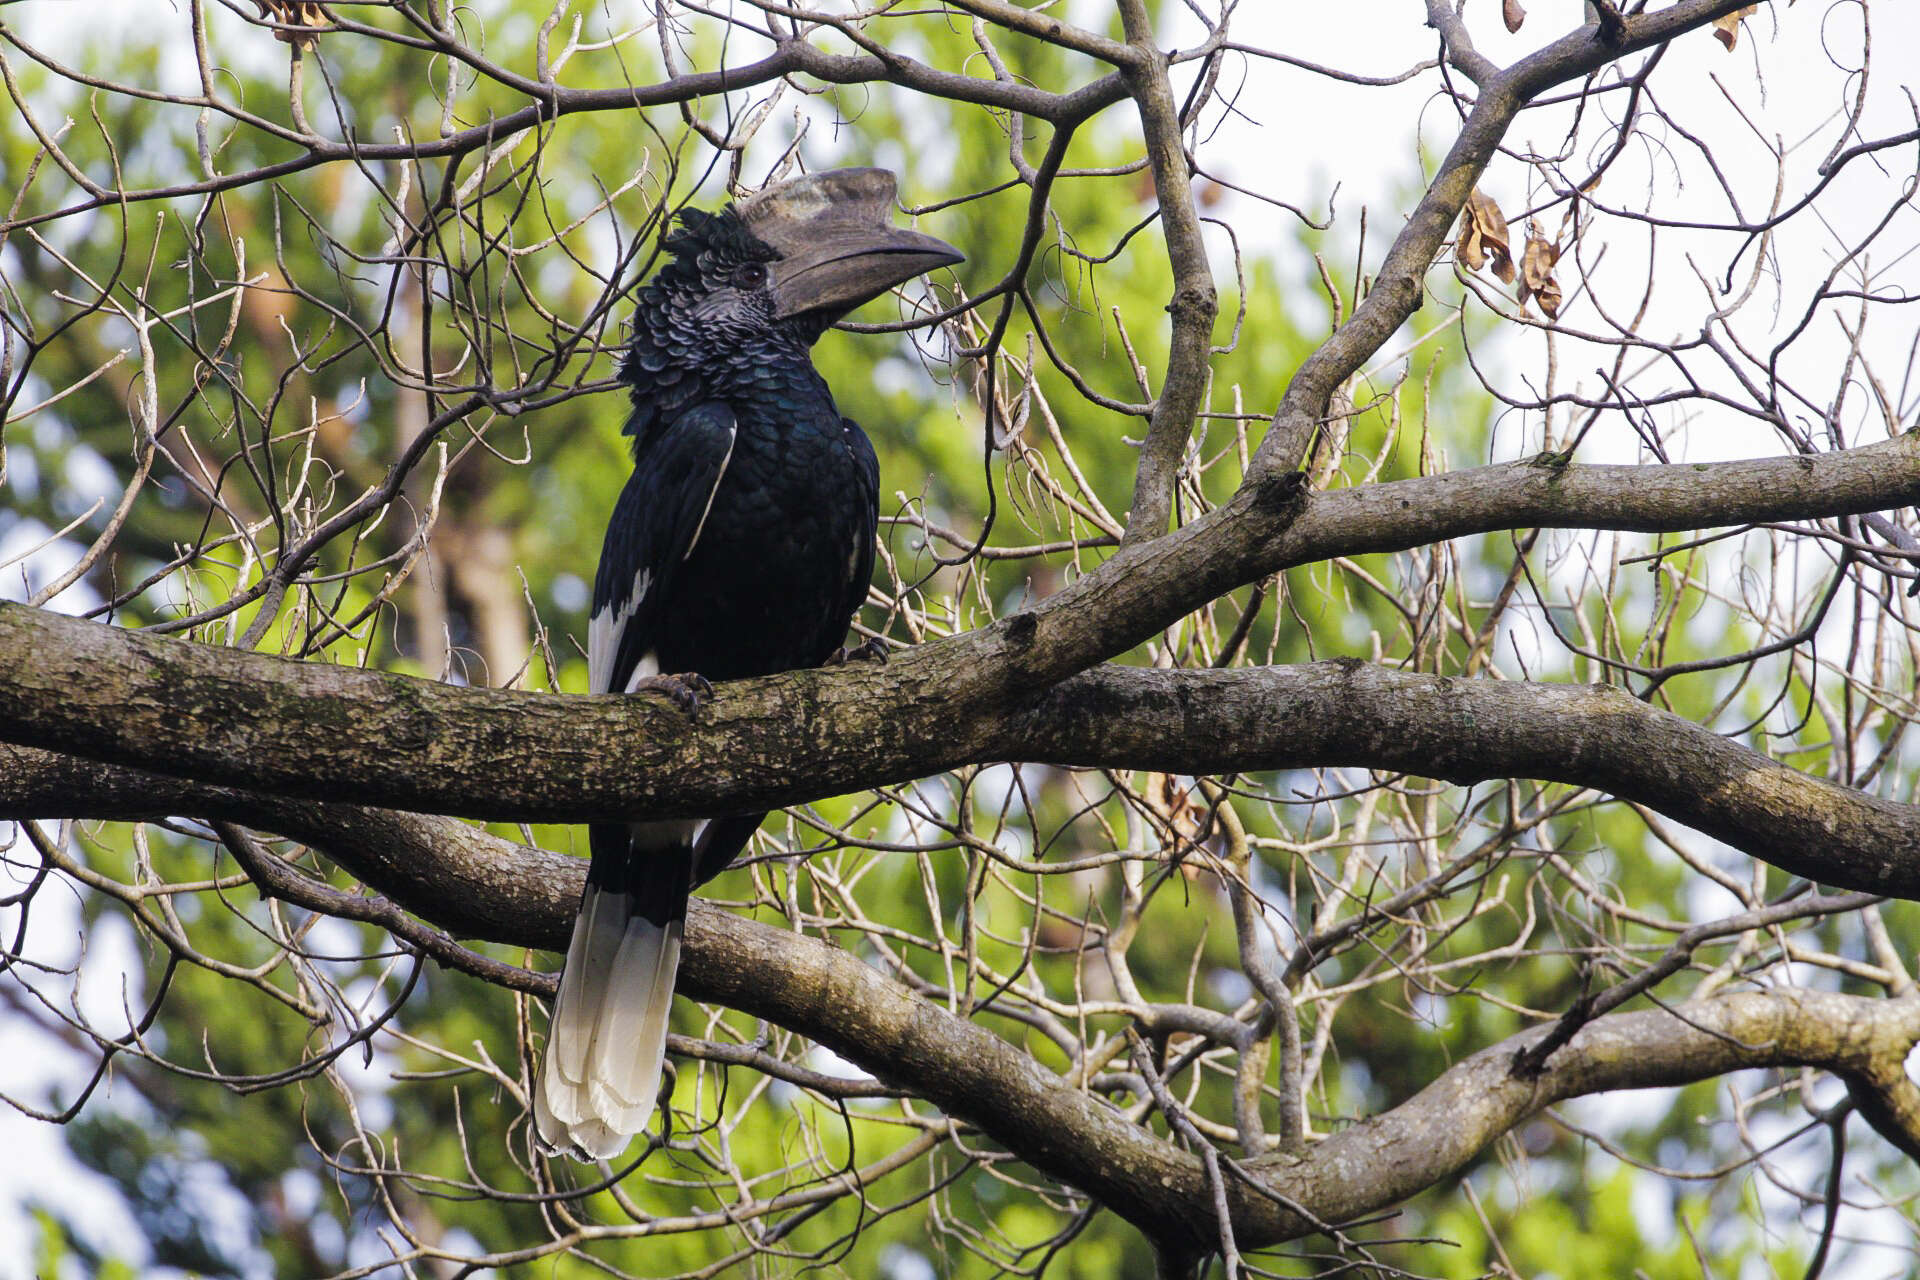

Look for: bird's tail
[534,822,696,1160]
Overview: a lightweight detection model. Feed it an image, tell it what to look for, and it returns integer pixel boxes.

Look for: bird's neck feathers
[619,207,822,446]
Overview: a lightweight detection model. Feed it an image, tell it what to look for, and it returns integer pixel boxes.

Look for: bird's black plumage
[535,170,960,1160]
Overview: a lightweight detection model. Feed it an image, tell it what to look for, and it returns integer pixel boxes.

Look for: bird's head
[636,168,964,355]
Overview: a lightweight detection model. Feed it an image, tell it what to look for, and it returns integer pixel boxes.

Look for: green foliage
[7,2,1912,1278]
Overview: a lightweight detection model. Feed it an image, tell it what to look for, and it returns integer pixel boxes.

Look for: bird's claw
[632,672,713,715]
[825,636,889,666]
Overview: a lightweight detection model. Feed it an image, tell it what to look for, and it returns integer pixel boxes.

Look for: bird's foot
[825,636,889,666]
[631,672,713,715]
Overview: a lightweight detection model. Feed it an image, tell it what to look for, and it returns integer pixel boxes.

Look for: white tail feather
[593,915,682,1112]
[549,886,625,1089]
[535,882,684,1160]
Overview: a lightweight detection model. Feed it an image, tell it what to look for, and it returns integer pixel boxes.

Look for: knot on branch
[1587,0,1629,43]
[1252,467,1310,516]
[1003,611,1039,650]
[1166,283,1218,322]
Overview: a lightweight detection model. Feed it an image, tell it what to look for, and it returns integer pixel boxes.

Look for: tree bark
[8,746,1918,1253]
[8,600,1920,896]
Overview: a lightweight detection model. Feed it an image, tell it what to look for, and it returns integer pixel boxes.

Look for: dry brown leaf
[1458,213,1486,271]
[1147,773,1206,845]
[1712,5,1758,50]
[1460,223,1487,273]
[1460,188,1515,284]
[254,0,333,46]
[1503,0,1527,32]
[1519,219,1561,292]
[1535,279,1563,319]
[1517,219,1564,319]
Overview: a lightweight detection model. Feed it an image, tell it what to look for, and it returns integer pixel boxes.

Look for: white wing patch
[588,569,651,695]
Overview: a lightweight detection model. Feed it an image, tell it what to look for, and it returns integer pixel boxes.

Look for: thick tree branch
[1254,987,1920,1240]
[1,744,572,944]
[7,745,1917,1253]
[9,434,1920,872]
[8,626,1920,897]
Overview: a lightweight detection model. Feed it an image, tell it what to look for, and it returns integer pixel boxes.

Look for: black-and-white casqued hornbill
[535,169,962,1160]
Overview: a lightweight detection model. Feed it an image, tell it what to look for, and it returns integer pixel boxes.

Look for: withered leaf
[1503,0,1527,32]
[1517,219,1564,319]
[254,0,333,46]
[1519,219,1560,292]
[1534,278,1563,319]
[1712,5,1758,50]
[1458,214,1485,271]
[1458,188,1515,284]
[1145,773,1206,851]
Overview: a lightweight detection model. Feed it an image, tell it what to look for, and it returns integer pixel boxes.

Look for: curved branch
[7,743,1918,1252]
[7,607,1920,896]
[8,435,1920,804]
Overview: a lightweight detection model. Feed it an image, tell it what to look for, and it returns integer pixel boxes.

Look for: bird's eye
[733,263,769,290]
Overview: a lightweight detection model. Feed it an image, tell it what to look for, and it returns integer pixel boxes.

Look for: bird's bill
[768,227,964,324]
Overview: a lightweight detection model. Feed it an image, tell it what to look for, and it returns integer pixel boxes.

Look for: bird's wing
[687,421,872,891]
[589,400,737,696]
[840,417,881,628]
